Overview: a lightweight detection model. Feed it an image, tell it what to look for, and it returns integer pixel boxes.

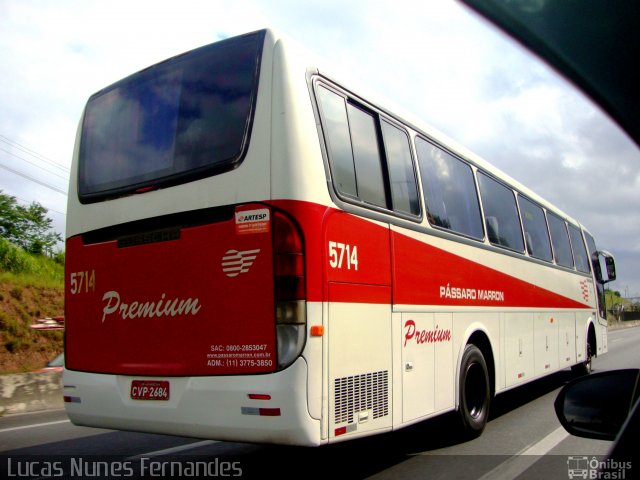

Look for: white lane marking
[477,426,569,480]
[128,440,217,459]
[0,418,215,457]
[0,419,70,433]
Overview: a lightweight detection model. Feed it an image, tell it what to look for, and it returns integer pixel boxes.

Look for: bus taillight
[273,211,306,369]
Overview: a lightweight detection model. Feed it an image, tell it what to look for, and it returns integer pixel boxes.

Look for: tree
[0,191,62,256]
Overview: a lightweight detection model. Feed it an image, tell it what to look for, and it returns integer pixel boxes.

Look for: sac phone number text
[210,344,269,352]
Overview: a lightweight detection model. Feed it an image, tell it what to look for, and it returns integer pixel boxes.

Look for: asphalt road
[1,326,639,480]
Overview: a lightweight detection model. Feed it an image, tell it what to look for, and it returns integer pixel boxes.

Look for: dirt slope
[0,280,64,373]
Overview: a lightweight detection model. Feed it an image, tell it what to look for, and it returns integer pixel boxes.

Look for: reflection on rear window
[79,30,265,202]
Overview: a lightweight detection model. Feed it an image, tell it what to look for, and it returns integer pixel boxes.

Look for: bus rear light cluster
[273,211,306,370]
[241,407,281,417]
[273,212,305,302]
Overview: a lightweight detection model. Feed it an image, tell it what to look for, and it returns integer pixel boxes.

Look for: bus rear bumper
[63,357,322,446]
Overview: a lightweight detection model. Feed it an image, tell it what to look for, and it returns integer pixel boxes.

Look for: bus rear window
[78,30,265,203]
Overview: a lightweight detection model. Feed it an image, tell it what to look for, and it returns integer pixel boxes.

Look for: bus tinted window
[79,31,264,202]
[347,104,386,207]
[569,224,590,273]
[477,172,524,252]
[381,121,420,215]
[416,138,483,239]
[547,213,574,268]
[316,86,358,197]
[518,196,553,261]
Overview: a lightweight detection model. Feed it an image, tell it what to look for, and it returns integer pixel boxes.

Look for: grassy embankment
[0,238,64,373]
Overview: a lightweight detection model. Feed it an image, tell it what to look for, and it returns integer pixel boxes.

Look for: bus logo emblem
[222,249,261,277]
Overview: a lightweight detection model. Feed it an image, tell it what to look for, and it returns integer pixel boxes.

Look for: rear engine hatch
[65,204,277,376]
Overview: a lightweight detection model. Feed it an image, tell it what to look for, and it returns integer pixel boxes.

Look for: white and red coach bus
[64,29,616,446]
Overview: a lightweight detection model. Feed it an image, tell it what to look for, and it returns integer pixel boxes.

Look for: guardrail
[0,371,63,416]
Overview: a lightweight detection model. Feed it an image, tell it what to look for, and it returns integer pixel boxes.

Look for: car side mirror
[554,369,640,441]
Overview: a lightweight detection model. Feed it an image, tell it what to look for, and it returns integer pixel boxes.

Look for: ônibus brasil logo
[221,249,261,277]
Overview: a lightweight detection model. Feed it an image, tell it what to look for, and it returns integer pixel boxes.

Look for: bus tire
[571,340,593,376]
[458,344,490,438]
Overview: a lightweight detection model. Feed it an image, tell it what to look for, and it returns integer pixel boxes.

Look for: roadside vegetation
[0,192,64,373]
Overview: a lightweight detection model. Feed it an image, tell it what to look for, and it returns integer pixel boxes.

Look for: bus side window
[568,224,591,273]
[416,137,484,240]
[345,103,386,208]
[316,85,358,198]
[316,85,386,208]
[547,213,574,268]
[380,120,420,216]
[518,196,553,262]
[477,172,525,252]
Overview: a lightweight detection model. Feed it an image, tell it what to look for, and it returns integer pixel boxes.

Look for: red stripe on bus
[270,200,592,310]
[391,231,589,309]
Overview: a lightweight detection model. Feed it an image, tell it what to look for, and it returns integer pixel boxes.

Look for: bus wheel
[458,344,490,438]
[571,341,593,376]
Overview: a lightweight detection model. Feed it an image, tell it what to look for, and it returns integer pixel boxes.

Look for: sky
[1,0,638,297]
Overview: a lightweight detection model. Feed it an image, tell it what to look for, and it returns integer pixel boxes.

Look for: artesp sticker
[235,208,270,235]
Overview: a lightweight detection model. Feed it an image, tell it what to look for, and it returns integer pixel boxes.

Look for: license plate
[130,380,170,400]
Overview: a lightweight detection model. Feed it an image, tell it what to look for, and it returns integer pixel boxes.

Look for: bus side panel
[575,312,590,364]
[598,322,608,355]
[328,292,392,440]
[534,313,559,376]
[433,312,455,412]
[323,211,393,441]
[401,312,435,423]
[504,313,534,387]
[557,312,577,368]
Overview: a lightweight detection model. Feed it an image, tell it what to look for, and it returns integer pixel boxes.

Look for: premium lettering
[404,319,451,347]
[101,290,201,322]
